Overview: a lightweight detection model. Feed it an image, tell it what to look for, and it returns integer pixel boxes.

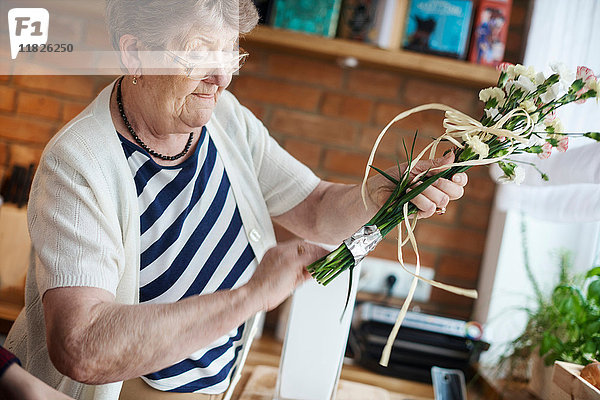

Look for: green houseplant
[507,253,600,369]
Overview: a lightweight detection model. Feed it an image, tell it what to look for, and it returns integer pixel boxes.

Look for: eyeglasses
[165,48,249,81]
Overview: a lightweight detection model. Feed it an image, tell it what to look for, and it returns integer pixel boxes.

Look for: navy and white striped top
[119,127,258,393]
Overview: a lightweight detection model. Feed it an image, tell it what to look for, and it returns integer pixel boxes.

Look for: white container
[274,264,361,400]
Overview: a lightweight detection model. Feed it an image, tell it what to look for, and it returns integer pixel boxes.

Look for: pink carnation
[538,142,552,159]
[557,136,569,153]
[544,111,557,124]
[575,66,596,103]
[497,62,514,72]
[577,66,595,82]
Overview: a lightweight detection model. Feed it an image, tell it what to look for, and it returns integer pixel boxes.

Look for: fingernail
[452,174,463,184]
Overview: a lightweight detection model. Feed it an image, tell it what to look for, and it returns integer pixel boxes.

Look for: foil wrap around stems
[343,225,383,265]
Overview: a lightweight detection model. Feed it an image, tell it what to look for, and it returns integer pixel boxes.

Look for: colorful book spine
[403,0,474,59]
[272,0,343,38]
[468,0,512,66]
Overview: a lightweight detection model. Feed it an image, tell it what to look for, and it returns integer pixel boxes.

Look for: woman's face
[138,25,239,133]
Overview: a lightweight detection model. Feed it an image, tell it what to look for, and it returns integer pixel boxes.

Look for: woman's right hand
[246,240,329,311]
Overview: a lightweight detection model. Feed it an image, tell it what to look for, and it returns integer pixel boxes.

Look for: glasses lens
[186,49,248,80]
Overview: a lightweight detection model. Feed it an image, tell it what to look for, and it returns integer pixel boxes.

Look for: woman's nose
[203,70,231,87]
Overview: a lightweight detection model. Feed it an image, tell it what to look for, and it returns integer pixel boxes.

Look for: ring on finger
[436,207,447,215]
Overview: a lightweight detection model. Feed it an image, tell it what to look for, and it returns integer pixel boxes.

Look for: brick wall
[0,0,530,320]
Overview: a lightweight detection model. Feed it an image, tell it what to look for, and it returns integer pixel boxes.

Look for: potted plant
[503,247,600,398]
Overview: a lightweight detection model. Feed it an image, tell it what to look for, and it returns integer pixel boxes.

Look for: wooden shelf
[243,25,499,88]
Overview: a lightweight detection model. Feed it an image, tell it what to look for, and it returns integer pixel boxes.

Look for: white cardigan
[5,82,320,400]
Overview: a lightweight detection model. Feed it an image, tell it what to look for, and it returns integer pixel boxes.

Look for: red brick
[369,238,438,268]
[267,54,343,89]
[463,175,495,203]
[237,45,266,75]
[0,86,16,111]
[238,99,268,121]
[403,78,477,115]
[0,116,55,145]
[437,253,481,283]
[283,139,321,170]
[347,69,402,99]
[459,202,491,230]
[8,143,44,167]
[415,222,486,255]
[17,92,61,120]
[323,149,369,178]
[62,101,88,123]
[232,76,321,111]
[0,142,8,166]
[270,109,357,146]
[374,102,443,137]
[321,93,373,123]
[13,75,96,99]
[359,126,402,157]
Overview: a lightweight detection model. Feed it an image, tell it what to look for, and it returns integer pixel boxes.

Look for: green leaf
[370,165,399,185]
[525,145,543,154]
[586,266,600,278]
[570,79,585,92]
[583,340,597,354]
[585,320,600,336]
[587,280,600,304]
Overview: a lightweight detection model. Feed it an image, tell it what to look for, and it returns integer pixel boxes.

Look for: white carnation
[551,62,575,89]
[534,72,546,85]
[588,77,600,96]
[484,107,500,119]
[519,99,536,113]
[465,135,489,159]
[510,64,536,80]
[540,82,560,103]
[479,87,506,105]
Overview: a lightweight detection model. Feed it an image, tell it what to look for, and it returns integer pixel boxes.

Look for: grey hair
[105,0,259,50]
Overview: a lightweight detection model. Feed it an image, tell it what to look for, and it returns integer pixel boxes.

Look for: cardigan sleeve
[0,346,20,378]
[28,149,124,297]
[223,93,321,217]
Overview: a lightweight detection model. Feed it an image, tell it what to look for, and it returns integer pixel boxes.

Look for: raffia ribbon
[359,103,532,367]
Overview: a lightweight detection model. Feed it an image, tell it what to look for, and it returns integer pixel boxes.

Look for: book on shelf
[337,0,409,50]
[271,0,343,38]
[402,0,474,59]
[253,0,274,25]
[467,0,512,67]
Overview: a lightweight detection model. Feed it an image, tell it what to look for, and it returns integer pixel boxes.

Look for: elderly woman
[6,1,468,399]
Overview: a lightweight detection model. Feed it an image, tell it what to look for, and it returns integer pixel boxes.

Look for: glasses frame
[164,47,249,81]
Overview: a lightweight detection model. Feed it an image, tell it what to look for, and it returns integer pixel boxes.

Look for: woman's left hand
[368,152,468,218]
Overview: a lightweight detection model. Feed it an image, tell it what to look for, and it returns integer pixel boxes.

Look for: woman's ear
[119,34,143,76]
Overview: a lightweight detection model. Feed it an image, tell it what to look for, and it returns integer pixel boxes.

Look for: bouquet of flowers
[306,63,600,366]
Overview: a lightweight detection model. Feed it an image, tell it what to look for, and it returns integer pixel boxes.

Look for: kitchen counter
[231,335,434,400]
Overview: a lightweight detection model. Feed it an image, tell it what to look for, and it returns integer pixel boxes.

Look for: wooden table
[232,335,434,400]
